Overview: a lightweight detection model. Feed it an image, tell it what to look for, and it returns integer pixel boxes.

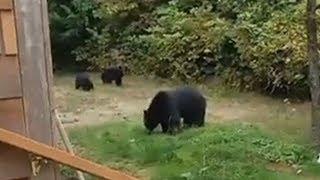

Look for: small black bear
[101,66,124,86]
[143,87,206,134]
[75,72,94,91]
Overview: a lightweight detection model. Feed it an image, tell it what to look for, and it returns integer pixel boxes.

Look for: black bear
[101,66,124,86]
[75,72,94,91]
[143,87,206,134]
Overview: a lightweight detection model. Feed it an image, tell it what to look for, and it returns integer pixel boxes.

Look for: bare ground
[54,73,310,139]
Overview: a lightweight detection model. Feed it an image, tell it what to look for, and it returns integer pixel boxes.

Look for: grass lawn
[53,73,319,179]
[67,121,320,180]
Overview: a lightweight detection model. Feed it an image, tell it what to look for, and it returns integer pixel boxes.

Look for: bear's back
[171,87,206,112]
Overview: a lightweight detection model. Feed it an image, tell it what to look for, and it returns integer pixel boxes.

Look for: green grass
[53,73,315,179]
[68,121,320,180]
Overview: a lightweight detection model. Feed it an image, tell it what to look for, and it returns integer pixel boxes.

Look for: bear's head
[143,109,157,133]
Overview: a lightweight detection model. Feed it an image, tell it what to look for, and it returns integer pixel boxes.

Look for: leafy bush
[51,0,309,96]
[49,0,102,66]
[230,1,307,93]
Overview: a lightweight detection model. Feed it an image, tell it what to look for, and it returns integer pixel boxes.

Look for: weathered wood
[15,0,54,149]
[0,10,17,55]
[0,127,139,180]
[0,143,31,179]
[0,0,13,10]
[40,0,55,141]
[0,56,22,99]
[39,0,61,178]
[14,0,58,179]
[55,110,86,180]
[0,98,26,134]
[0,99,30,179]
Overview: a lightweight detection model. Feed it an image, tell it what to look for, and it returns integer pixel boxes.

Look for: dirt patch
[53,74,309,131]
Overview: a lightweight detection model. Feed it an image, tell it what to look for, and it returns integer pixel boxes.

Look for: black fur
[101,66,124,86]
[75,72,94,91]
[143,87,206,134]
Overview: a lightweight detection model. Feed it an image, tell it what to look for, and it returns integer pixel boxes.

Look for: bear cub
[75,72,94,91]
[101,66,124,86]
[143,87,206,134]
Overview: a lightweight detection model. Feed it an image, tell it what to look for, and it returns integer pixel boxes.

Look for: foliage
[69,121,320,179]
[48,0,102,65]
[50,0,309,95]
[124,5,231,80]
[231,1,307,93]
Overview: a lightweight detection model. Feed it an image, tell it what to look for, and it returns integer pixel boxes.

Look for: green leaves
[52,0,310,96]
[232,2,307,93]
[253,138,310,165]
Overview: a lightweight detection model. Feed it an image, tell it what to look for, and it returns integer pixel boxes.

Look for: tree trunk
[307,0,320,149]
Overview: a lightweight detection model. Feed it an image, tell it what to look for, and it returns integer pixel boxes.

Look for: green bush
[49,0,102,66]
[51,0,309,96]
[231,1,307,93]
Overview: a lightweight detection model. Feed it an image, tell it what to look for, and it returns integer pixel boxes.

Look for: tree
[306,0,320,148]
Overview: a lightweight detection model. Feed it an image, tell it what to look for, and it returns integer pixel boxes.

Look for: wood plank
[0,98,26,134]
[40,0,56,146]
[0,98,30,179]
[39,0,62,176]
[1,10,17,55]
[14,0,59,178]
[0,143,31,179]
[0,0,13,10]
[0,28,2,54]
[0,128,139,180]
[15,0,52,144]
[0,56,22,99]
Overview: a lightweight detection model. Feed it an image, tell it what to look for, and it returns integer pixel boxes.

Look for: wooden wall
[0,0,59,179]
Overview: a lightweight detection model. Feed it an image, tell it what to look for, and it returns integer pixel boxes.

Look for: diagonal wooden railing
[0,127,138,180]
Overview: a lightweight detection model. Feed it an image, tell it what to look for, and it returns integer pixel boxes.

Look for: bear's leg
[181,112,194,128]
[160,122,168,133]
[105,78,112,84]
[183,111,202,128]
[168,114,181,135]
[196,110,205,127]
[183,121,192,128]
[82,82,91,91]
[189,110,205,127]
[83,86,89,91]
[115,78,122,86]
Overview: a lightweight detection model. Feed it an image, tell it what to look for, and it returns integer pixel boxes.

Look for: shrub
[51,0,309,96]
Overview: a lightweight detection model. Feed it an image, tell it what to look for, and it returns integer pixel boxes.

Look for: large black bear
[101,66,124,86]
[143,87,206,134]
[75,72,94,91]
